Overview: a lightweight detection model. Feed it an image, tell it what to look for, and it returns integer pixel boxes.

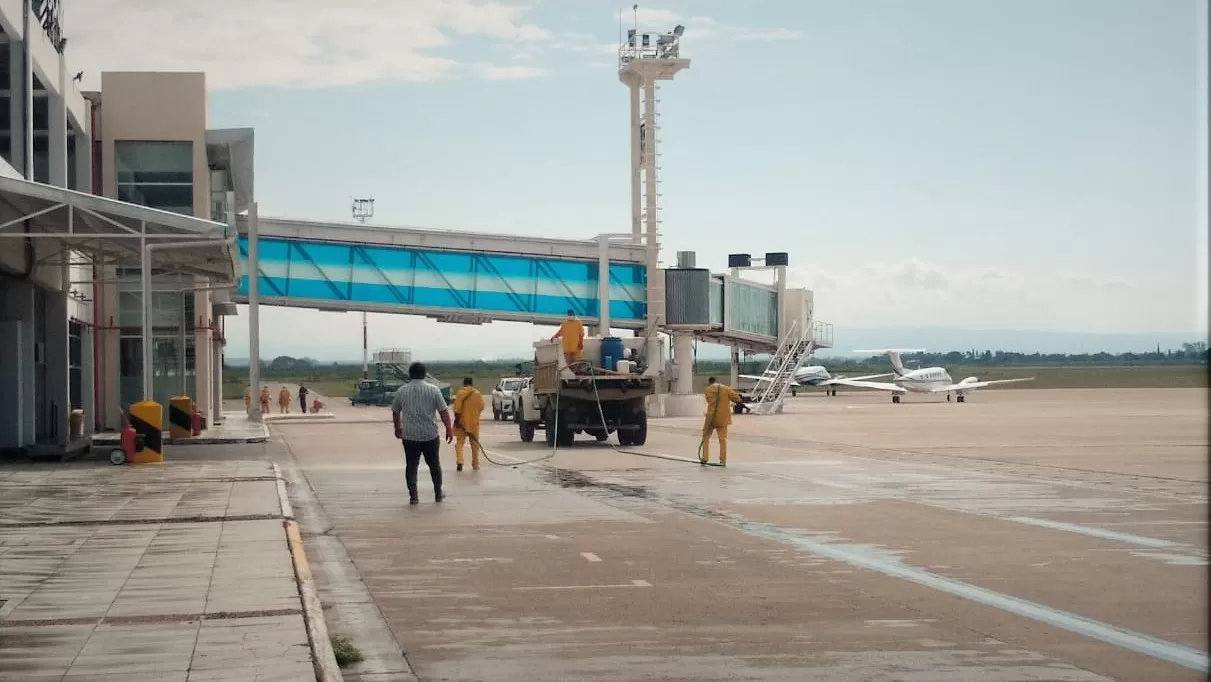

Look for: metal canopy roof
[0,174,239,283]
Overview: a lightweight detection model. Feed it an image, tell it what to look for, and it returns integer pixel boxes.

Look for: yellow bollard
[129,400,164,463]
[168,395,193,440]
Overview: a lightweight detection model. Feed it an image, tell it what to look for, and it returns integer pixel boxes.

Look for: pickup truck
[491,377,527,421]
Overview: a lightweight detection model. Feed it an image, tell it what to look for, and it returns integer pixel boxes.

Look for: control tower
[619,22,690,408]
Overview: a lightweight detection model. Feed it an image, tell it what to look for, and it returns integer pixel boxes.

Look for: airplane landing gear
[892,395,901,404]
[956,394,966,403]
[947,393,951,402]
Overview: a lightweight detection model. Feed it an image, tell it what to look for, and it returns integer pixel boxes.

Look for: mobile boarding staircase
[746,320,817,415]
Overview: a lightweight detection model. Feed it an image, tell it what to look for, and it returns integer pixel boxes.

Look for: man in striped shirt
[391,362,454,505]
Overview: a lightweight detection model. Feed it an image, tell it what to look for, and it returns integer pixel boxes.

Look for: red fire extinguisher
[120,421,136,458]
[191,404,202,436]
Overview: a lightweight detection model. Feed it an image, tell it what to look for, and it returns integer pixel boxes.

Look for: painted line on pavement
[581,552,602,562]
[734,519,1210,673]
[514,580,652,591]
[1006,516,1202,552]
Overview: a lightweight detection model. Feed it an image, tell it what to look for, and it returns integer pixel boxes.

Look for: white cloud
[65,0,550,90]
[782,259,1161,333]
[476,64,546,80]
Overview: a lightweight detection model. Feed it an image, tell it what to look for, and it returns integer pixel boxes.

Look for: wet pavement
[277,387,1207,681]
[0,459,317,681]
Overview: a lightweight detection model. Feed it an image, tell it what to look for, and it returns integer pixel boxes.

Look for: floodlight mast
[618,11,690,385]
[351,197,375,378]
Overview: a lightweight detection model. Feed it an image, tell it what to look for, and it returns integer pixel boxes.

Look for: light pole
[351,197,374,379]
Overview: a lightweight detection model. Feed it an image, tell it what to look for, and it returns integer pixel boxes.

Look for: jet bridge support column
[663,332,705,417]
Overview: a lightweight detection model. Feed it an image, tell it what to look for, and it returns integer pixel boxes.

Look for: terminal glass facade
[116,272,197,409]
[115,141,194,215]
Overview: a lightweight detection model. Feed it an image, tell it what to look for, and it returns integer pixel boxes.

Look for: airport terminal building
[0,2,249,453]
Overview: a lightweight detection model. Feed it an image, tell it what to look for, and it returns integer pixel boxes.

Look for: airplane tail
[852,348,926,378]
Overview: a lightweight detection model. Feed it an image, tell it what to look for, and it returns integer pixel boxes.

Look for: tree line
[227,343,1208,382]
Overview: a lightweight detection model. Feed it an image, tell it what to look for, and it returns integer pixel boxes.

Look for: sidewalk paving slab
[0,457,329,681]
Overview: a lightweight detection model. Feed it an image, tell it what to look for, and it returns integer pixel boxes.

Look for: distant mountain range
[224,326,1207,365]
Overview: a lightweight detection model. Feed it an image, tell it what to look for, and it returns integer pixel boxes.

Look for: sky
[67,0,1208,360]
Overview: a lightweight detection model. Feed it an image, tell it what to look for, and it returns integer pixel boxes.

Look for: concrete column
[99,268,122,429]
[48,261,70,445]
[729,346,740,389]
[211,329,223,425]
[629,84,642,245]
[81,325,94,437]
[672,333,694,394]
[49,48,67,187]
[21,285,35,444]
[194,286,212,421]
[74,128,91,193]
[9,41,24,174]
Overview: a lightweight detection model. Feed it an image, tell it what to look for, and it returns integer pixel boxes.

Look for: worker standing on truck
[451,377,484,472]
[551,309,585,366]
[391,362,454,505]
[702,377,742,467]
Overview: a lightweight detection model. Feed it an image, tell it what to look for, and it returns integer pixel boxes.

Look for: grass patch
[330,634,364,668]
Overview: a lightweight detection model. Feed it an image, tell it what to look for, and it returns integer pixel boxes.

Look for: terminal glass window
[115,141,194,215]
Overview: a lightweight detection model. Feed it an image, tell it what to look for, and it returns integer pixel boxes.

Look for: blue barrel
[600,336,624,372]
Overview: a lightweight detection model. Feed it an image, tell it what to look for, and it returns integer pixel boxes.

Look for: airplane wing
[828,378,908,394]
[929,377,1035,393]
[820,372,892,385]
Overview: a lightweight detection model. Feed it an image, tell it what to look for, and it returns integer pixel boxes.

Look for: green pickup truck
[350,376,452,407]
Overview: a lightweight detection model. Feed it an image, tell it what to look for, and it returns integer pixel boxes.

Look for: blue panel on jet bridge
[233,235,648,327]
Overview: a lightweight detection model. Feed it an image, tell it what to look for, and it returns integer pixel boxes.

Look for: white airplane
[830,349,1034,403]
[739,365,893,397]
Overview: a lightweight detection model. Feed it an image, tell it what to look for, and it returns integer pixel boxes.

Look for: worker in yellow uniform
[551,309,585,366]
[701,377,742,467]
[278,386,291,414]
[451,377,484,472]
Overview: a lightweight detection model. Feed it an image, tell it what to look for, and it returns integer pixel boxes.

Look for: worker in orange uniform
[451,377,484,472]
[244,386,251,411]
[551,309,585,366]
[701,377,742,467]
[277,386,291,414]
[259,386,271,415]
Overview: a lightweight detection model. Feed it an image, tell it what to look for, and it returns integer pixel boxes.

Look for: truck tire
[630,409,648,446]
[519,420,535,442]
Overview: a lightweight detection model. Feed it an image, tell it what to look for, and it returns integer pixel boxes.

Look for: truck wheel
[630,409,648,446]
[519,420,535,442]
[595,431,609,442]
[557,426,575,446]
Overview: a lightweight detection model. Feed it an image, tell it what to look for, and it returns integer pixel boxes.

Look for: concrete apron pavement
[0,458,336,681]
[278,395,1208,682]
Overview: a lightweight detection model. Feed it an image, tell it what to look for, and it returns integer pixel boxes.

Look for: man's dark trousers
[403,438,443,501]
[299,392,308,413]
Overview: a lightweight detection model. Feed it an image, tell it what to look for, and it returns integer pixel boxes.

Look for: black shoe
[456,463,463,472]
[435,491,445,503]
[409,497,419,505]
